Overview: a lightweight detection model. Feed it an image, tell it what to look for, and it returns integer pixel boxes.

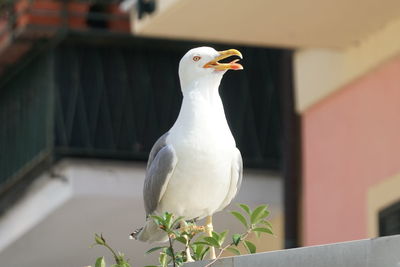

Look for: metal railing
[0,32,286,196]
[0,0,130,194]
[0,52,53,193]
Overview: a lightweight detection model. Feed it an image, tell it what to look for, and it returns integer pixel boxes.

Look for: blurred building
[0,0,399,267]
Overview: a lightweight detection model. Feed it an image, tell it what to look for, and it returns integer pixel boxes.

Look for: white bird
[131,47,243,258]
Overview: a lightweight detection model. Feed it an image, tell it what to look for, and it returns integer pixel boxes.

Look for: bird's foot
[180,225,205,234]
[179,221,205,235]
[185,250,195,262]
[205,222,214,236]
[205,216,216,259]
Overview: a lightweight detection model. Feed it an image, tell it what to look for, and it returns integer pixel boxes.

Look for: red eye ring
[193,56,201,61]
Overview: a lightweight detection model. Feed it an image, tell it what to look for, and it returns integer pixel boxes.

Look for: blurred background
[0,0,399,266]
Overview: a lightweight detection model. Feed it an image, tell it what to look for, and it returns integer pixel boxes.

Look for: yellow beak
[203,49,243,71]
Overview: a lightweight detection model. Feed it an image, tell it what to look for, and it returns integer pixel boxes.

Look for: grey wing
[146,132,170,170]
[143,132,178,216]
[217,148,243,211]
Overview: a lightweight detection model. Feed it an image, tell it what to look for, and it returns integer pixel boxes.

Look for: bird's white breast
[156,89,236,219]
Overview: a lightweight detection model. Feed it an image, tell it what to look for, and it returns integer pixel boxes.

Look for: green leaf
[193,241,211,246]
[144,266,159,267]
[146,246,166,254]
[230,211,248,228]
[190,243,201,259]
[226,247,241,255]
[191,243,208,260]
[171,216,185,229]
[165,247,174,257]
[232,234,241,246]
[159,252,167,267]
[117,252,126,262]
[200,246,210,260]
[238,203,251,215]
[244,241,256,254]
[219,231,228,245]
[259,210,270,221]
[95,257,105,267]
[253,227,273,235]
[211,231,220,241]
[203,236,221,248]
[175,236,188,244]
[150,215,164,226]
[176,256,184,266]
[262,220,273,229]
[164,213,173,229]
[94,234,106,246]
[250,205,268,225]
[150,215,163,222]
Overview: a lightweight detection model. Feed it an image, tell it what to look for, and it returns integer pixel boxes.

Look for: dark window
[379,201,400,236]
[86,4,109,29]
[54,37,288,169]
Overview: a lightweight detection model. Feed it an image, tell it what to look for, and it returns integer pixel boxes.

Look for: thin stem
[168,234,177,267]
[203,244,228,267]
[103,243,121,264]
[203,228,253,267]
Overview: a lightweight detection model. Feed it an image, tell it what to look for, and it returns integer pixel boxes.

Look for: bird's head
[178,47,243,90]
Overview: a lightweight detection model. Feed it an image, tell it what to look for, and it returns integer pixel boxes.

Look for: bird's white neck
[183,74,222,103]
[180,73,223,98]
[172,74,230,134]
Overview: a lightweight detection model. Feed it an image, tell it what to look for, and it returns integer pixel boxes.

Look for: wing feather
[143,133,177,216]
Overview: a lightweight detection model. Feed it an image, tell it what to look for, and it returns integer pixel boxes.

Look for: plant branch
[203,228,252,267]
[103,242,122,264]
[168,234,177,267]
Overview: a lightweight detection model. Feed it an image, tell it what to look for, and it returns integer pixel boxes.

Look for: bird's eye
[192,56,201,62]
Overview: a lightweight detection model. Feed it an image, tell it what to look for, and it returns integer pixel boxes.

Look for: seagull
[131,47,243,259]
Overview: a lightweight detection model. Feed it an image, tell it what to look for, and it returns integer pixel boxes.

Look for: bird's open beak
[203,49,243,71]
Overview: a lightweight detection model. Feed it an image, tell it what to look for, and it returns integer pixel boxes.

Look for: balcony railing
[0,24,287,202]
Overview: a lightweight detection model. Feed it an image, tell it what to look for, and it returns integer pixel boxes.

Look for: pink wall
[302,56,400,246]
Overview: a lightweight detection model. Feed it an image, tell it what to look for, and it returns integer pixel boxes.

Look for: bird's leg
[180,220,195,262]
[206,215,216,259]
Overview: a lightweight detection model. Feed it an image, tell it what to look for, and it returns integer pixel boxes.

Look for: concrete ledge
[186,235,400,267]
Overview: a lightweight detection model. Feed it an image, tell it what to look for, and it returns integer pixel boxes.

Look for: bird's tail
[130,219,169,243]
